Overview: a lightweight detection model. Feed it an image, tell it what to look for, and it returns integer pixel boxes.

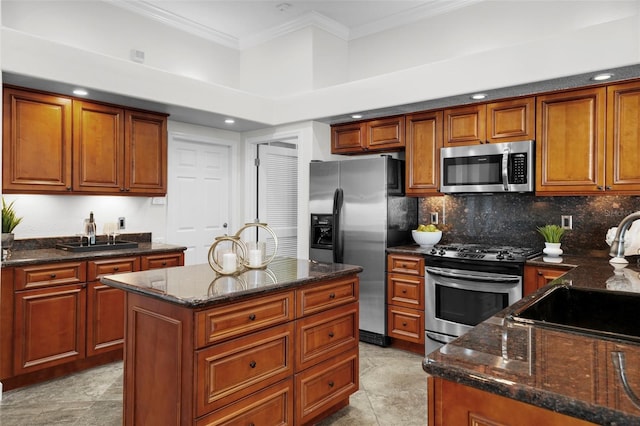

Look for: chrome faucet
[609,211,640,265]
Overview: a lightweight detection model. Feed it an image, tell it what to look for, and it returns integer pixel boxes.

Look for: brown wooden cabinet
[331,116,405,154]
[444,98,534,147]
[386,253,425,353]
[3,87,73,192]
[3,86,168,196]
[523,264,568,297]
[429,376,597,426]
[405,111,443,196]
[606,81,640,192]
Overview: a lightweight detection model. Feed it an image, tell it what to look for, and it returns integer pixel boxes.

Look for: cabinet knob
[120,188,125,192]
[113,266,119,271]
[328,380,335,388]
[597,186,604,190]
[161,261,167,266]
[328,331,334,338]
[537,271,543,275]
[249,313,256,321]
[402,322,407,327]
[249,361,257,368]
[401,289,407,294]
[606,186,612,190]
[66,187,72,191]
[50,273,57,278]
[329,293,336,299]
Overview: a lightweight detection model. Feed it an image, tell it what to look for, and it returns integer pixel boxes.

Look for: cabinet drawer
[296,302,359,371]
[296,276,359,317]
[387,254,424,276]
[15,262,86,290]
[387,273,424,309]
[196,378,293,426]
[295,348,359,425]
[196,291,294,348]
[387,306,424,344]
[196,323,294,416]
[141,252,184,270]
[88,257,140,281]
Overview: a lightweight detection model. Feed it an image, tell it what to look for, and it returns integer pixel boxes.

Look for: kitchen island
[423,255,640,425]
[101,257,362,426]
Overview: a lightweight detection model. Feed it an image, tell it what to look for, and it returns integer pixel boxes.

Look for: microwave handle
[502,147,510,191]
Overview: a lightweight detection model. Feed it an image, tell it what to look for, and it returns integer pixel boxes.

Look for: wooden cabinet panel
[331,122,364,153]
[141,252,184,270]
[487,97,535,142]
[296,302,358,371]
[295,348,359,425]
[1,267,14,380]
[367,116,405,150]
[196,323,294,416]
[73,101,125,193]
[196,378,294,426]
[536,87,606,194]
[86,282,124,356]
[387,305,424,344]
[88,257,140,281]
[387,273,424,309]
[405,111,443,196]
[387,253,424,276]
[197,291,294,348]
[296,275,358,317]
[523,265,568,297]
[15,261,86,290]
[444,104,486,147]
[14,283,86,374]
[2,87,73,193]
[125,110,167,194]
[606,81,640,192]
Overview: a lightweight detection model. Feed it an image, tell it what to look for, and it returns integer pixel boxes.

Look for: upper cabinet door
[486,97,535,143]
[536,87,606,194]
[2,88,72,193]
[331,122,365,154]
[365,116,405,151]
[606,81,640,192]
[73,101,125,193]
[405,111,443,196]
[443,104,486,147]
[125,110,167,195]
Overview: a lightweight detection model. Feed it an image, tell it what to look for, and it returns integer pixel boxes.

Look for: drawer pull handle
[328,331,334,338]
[402,322,407,327]
[249,361,257,368]
[162,261,167,266]
[249,314,256,321]
[329,293,336,299]
[113,267,119,271]
[328,381,335,388]
[50,273,57,279]
[401,289,407,293]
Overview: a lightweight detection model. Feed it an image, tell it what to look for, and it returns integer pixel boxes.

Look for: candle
[248,249,262,267]
[222,252,237,273]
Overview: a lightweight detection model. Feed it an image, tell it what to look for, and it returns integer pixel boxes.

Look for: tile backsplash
[419,194,640,255]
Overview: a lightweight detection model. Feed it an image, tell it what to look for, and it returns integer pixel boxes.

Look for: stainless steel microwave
[440,140,534,194]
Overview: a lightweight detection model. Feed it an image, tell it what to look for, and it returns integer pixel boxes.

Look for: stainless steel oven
[423,244,538,354]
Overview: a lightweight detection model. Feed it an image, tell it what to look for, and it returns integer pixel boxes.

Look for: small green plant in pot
[537,224,565,259]
[2,197,23,249]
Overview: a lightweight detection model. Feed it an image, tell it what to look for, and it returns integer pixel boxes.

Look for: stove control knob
[496,253,505,260]
[507,254,515,260]
[438,249,446,256]
[430,248,437,255]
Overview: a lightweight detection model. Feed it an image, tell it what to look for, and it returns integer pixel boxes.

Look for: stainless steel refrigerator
[309,156,417,346]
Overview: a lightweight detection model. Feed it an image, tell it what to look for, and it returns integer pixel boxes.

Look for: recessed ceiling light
[73,89,88,96]
[224,118,235,124]
[351,114,363,119]
[592,73,614,81]
[470,93,487,100]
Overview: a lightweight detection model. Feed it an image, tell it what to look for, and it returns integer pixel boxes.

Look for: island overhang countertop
[100,256,363,308]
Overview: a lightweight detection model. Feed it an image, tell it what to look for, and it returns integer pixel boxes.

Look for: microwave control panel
[510,153,528,184]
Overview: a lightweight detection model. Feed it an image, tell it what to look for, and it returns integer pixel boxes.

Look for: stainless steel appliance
[423,244,540,354]
[440,140,535,193]
[309,157,417,346]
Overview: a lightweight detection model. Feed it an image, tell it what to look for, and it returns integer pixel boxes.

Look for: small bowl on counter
[412,230,442,247]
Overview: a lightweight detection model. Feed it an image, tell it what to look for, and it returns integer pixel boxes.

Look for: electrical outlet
[561,215,573,230]
[118,217,126,230]
[430,212,439,224]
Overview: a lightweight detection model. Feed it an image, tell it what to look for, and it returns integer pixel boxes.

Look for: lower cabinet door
[196,323,294,417]
[196,378,294,426]
[86,282,124,356]
[295,347,359,425]
[387,305,425,344]
[14,284,86,374]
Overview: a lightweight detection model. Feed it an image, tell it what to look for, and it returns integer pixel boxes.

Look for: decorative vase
[1,232,14,249]
[543,242,563,257]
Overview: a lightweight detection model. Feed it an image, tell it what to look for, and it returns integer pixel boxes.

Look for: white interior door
[168,137,231,265]
[257,143,298,258]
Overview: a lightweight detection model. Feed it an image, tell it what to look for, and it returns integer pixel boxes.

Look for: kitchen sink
[509,284,640,343]
[56,240,139,253]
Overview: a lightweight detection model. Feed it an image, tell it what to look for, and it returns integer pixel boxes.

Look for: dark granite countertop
[418,250,640,425]
[1,233,186,267]
[100,257,363,309]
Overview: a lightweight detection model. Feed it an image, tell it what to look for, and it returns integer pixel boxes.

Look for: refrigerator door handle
[333,188,344,263]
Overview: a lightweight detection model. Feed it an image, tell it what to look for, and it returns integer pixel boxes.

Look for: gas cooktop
[426,243,541,262]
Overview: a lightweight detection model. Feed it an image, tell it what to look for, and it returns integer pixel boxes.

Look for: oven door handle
[426,266,521,284]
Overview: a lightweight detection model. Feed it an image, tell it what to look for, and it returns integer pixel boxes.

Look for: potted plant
[537,224,565,258]
[2,197,23,250]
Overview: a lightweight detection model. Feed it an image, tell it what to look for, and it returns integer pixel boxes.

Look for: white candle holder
[234,222,278,269]
[207,235,247,275]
